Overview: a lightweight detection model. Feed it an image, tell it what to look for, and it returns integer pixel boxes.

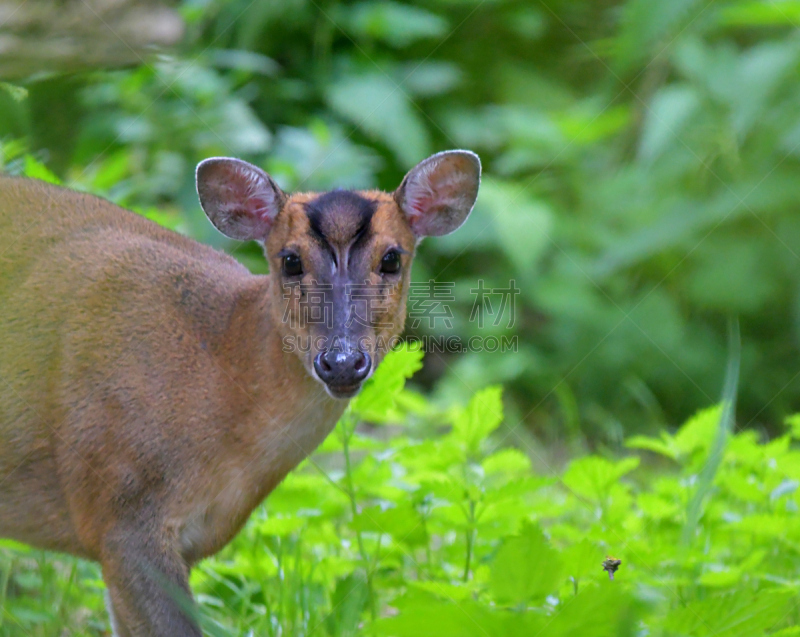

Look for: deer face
[196,151,481,398]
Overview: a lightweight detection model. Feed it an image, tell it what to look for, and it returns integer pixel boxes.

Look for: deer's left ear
[394,150,481,237]
[196,157,286,242]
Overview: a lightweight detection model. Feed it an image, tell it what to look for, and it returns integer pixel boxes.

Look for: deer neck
[223,276,346,475]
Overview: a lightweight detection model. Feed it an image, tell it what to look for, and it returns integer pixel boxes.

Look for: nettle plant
[1,344,799,635]
[185,346,800,637]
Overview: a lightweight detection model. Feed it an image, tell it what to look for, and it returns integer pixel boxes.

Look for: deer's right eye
[282,254,303,277]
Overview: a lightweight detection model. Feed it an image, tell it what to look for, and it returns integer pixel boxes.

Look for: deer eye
[282,254,303,277]
[380,250,401,275]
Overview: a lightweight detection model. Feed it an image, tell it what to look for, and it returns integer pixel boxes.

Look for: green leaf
[481,448,531,477]
[698,568,742,587]
[626,432,680,461]
[638,85,699,163]
[785,413,800,439]
[663,591,792,636]
[562,456,640,502]
[637,492,680,521]
[721,1,800,27]
[0,82,28,102]
[614,0,705,73]
[326,572,370,637]
[477,178,553,272]
[350,504,427,546]
[342,2,449,48]
[374,592,501,637]
[133,206,183,232]
[768,628,800,637]
[399,61,462,97]
[351,343,424,421]
[23,156,60,184]
[674,404,724,460]
[327,73,430,168]
[489,522,563,605]
[407,581,474,601]
[256,516,305,537]
[562,539,602,584]
[452,385,503,455]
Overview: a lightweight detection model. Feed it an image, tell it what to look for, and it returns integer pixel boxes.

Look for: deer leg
[101,527,201,637]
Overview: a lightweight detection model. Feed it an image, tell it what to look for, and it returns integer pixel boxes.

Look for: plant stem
[463,500,475,582]
[341,410,377,620]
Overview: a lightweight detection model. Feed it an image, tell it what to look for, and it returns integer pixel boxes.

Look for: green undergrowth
[1,345,800,636]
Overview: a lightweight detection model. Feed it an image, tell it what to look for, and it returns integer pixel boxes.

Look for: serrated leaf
[664,590,792,636]
[452,385,503,455]
[351,344,424,421]
[481,448,532,477]
[674,404,723,459]
[489,522,563,605]
[626,432,680,460]
[562,455,640,502]
[562,539,603,583]
[374,591,501,637]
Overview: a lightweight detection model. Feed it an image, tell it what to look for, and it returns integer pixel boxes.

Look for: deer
[0,150,481,636]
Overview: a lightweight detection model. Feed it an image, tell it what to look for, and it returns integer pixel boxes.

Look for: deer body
[0,151,480,636]
[0,178,343,561]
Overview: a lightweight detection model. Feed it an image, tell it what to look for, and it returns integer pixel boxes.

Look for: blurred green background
[3,0,800,446]
[5,2,800,636]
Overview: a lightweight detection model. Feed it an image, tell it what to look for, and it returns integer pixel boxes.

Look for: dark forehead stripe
[305,190,376,248]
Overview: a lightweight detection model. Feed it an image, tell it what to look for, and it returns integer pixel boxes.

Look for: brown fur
[0,149,479,636]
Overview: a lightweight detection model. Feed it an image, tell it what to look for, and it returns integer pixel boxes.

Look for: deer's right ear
[196,158,286,242]
[394,150,481,238]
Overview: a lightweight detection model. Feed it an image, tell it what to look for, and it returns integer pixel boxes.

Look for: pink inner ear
[245,196,273,221]
[406,174,460,218]
[221,163,280,224]
[399,152,480,237]
[405,172,440,218]
[409,195,432,216]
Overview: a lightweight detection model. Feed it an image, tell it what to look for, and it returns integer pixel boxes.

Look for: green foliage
[22,156,60,185]
[3,0,800,633]
[3,0,800,439]
[3,348,800,635]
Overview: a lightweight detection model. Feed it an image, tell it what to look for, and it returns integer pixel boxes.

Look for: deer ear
[196,157,286,241]
[395,150,481,237]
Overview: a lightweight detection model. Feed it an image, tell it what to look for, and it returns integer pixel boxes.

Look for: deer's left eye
[282,254,303,277]
[380,250,401,275]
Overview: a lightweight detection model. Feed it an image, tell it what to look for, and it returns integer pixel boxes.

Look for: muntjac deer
[0,150,480,636]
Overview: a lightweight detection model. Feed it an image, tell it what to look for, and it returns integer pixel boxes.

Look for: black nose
[314,349,371,387]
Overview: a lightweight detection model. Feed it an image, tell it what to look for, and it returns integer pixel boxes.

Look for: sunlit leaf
[23,156,60,184]
[452,385,503,454]
[663,590,792,636]
[489,522,563,605]
[351,343,424,421]
[562,455,640,502]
